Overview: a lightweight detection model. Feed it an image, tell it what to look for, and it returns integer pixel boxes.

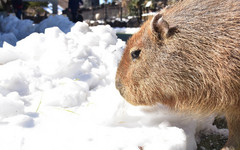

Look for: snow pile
[0,15,74,47]
[0,15,225,150]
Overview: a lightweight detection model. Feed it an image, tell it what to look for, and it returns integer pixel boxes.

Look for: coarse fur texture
[115,0,240,149]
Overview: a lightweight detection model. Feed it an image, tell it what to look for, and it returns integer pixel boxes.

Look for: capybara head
[115,15,181,107]
[116,0,240,149]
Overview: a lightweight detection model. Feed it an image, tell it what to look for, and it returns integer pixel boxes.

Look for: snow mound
[0,15,74,47]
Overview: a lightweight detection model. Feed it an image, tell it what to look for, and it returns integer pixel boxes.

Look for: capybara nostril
[115,79,126,97]
[115,79,121,90]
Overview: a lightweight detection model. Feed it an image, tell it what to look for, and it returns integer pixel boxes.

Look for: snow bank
[0,15,74,47]
[0,15,224,150]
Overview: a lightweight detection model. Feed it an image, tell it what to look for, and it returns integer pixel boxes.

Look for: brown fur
[115,0,240,149]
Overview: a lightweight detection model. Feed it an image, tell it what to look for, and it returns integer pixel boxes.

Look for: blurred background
[0,0,180,27]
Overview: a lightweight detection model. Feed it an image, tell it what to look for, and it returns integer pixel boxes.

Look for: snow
[114,27,140,34]
[0,15,74,47]
[145,1,152,7]
[0,15,225,150]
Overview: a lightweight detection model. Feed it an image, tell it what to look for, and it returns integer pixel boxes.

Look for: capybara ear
[151,13,178,40]
[151,13,169,40]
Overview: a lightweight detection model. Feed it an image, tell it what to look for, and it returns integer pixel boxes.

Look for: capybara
[115,0,240,149]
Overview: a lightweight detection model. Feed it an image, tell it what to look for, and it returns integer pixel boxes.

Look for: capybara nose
[115,79,125,96]
[115,79,122,91]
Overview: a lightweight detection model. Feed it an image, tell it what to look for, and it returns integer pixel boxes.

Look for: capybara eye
[131,49,141,60]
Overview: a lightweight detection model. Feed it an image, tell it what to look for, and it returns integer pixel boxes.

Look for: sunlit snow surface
[0,15,225,150]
